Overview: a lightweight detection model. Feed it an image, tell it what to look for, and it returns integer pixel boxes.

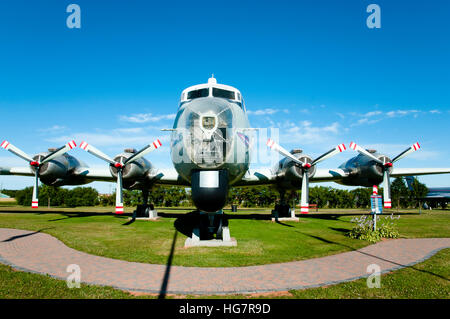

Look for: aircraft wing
[391,168,450,177]
[148,168,190,186]
[74,167,115,182]
[75,167,189,185]
[0,165,116,182]
[310,168,349,183]
[0,166,34,177]
[234,168,349,186]
[234,168,277,186]
[0,166,189,186]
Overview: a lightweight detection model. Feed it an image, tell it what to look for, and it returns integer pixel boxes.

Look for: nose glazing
[176,98,234,168]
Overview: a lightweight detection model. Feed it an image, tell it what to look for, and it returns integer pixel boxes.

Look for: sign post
[370,185,383,231]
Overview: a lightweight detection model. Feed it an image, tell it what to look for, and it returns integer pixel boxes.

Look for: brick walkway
[0,228,448,295]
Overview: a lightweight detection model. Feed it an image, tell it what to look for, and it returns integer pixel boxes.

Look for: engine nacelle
[109,149,153,183]
[31,150,91,186]
[338,151,393,187]
[276,150,316,190]
[33,152,69,185]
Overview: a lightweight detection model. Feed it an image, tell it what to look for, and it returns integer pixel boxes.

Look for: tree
[15,186,33,206]
[409,178,428,208]
[64,187,99,207]
[350,188,372,208]
[391,177,409,208]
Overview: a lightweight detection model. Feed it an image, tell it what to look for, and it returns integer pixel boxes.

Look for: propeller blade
[312,143,347,166]
[300,170,309,214]
[32,168,39,208]
[79,141,117,165]
[267,139,304,166]
[391,142,420,163]
[1,140,34,162]
[124,139,162,165]
[349,142,383,164]
[41,140,77,164]
[115,169,124,214]
[383,169,392,209]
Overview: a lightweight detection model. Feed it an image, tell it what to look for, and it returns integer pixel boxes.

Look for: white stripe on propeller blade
[383,170,391,209]
[124,139,163,164]
[266,139,304,166]
[68,140,77,149]
[32,169,39,209]
[41,140,77,164]
[153,139,162,148]
[300,170,309,214]
[337,143,346,152]
[392,142,421,163]
[0,140,10,149]
[1,140,34,162]
[79,141,116,165]
[115,170,123,214]
[349,141,383,164]
[312,143,347,165]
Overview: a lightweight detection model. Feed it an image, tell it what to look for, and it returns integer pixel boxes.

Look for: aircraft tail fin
[405,176,415,190]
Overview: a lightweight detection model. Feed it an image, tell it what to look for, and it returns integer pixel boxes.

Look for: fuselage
[170,78,251,187]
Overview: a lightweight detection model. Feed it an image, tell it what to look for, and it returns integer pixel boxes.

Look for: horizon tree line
[1,177,429,209]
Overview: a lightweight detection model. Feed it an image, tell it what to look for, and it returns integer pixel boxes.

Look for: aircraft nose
[175,98,234,168]
[185,98,234,130]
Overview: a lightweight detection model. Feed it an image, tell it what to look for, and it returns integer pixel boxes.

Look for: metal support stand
[132,204,159,220]
[185,210,236,247]
[271,190,299,222]
[132,189,159,220]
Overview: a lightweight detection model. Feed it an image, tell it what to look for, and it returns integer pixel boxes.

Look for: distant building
[0,192,15,202]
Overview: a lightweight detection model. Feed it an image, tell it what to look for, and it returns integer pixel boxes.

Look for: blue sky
[0,0,449,192]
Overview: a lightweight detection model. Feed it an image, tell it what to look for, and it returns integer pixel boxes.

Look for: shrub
[347,214,400,243]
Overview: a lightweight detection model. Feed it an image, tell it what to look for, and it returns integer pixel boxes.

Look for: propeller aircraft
[2,77,449,241]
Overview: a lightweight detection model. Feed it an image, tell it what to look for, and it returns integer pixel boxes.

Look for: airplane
[1,76,450,240]
[405,176,450,209]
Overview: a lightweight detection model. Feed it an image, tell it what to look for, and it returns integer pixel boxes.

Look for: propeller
[267,139,347,213]
[349,141,421,208]
[79,139,162,214]
[0,140,77,208]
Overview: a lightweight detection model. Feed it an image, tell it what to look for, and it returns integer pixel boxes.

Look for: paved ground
[0,228,449,295]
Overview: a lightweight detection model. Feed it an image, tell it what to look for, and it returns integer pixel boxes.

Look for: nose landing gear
[184,210,237,247]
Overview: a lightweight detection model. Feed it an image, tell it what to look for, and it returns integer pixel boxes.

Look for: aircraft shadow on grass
[1,227,54,242]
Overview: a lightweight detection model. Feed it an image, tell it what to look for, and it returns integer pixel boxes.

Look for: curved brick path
[0,228,448,295]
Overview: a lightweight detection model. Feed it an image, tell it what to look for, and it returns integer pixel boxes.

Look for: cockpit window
[187,88,209,100]
[212,88,235,100]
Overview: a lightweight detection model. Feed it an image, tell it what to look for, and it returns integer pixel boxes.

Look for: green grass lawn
[0,206,448,267]
[0,205,448,299]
